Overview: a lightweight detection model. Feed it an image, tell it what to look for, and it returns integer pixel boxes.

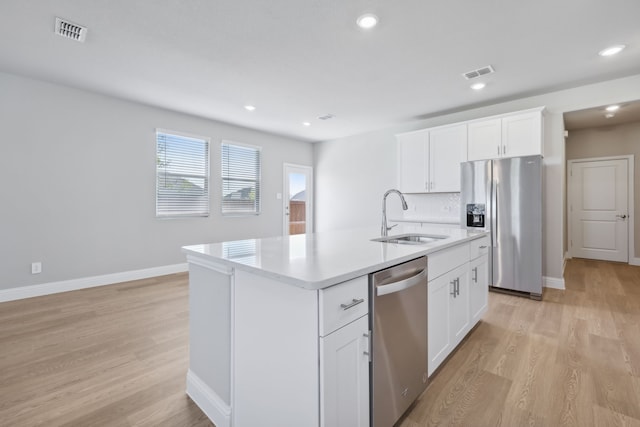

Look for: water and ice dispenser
[466,203,485,228]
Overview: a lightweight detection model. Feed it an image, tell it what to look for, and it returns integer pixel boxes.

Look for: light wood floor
[0,273,213,427]
[1,259,639,426]
[400,258,640,427]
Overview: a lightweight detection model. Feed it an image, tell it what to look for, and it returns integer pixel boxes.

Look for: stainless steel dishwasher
[370,256,428,427]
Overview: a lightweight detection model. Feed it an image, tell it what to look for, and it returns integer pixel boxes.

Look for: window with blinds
[221,141,261,215]
[156,130,210,218]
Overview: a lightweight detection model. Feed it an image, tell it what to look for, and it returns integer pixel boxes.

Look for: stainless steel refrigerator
[461,155,542,299]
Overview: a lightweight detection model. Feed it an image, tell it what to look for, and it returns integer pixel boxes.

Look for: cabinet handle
[503,145,506,155]
[479,245,487,249]
[450,280,456,297]
[363,331,372,361]
[497,145,500,155]
[340,298,364,310]
[455,278,460,296]
[472,267,478,283]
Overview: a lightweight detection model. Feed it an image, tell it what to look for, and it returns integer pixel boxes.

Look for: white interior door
[569,158,628,262]
[284,164,313,236]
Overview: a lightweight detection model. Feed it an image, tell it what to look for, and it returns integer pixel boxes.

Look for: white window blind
[221,142,261,215]
[156,130,210,218]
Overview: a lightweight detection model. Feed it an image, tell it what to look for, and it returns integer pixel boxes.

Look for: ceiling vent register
[462,65,495,80]
[55,17,87,42]
[318,114,335,120]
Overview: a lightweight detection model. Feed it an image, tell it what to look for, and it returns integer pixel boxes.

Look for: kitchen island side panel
[233,269,320,427]
[188,262,232,404]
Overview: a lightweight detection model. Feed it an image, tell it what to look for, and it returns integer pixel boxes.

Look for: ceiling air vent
[462,65,495,80]
[318,114,335,120]
[55,17,87,42]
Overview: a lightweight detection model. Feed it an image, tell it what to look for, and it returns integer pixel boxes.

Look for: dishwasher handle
[376,268,427,296]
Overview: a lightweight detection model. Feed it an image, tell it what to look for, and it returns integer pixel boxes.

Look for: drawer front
[319,276,369,337]
[469,236,490,260]
[428,243,470,281]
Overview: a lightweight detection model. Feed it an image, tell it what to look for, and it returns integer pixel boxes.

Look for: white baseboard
[0,263,188,303]
[543,276,565,290]
[186,370,230,427]
[630,257,640,266]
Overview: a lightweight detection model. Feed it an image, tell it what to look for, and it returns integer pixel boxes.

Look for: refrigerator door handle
[491,181,498,247]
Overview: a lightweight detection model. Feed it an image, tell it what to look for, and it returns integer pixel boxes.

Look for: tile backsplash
[402,193,461,223]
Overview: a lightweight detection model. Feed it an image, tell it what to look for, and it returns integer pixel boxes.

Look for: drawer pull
[472,267,478,283]
[479,245,487,249]
[340,298,365,310]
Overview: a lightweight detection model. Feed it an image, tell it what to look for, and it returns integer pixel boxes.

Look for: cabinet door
[428,273,452,376]
[449,264,470,348]
[469,255,489,324]
[502,111,542,158]
[429,124,467,192]
[397,131,428,193]
[467,118,501,161]
[320,315,370,427]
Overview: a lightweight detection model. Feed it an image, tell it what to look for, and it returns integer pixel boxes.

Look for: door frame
[283,163,313,236]
[567,155,635,264]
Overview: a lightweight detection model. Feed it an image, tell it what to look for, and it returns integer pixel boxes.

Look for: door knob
[616,214,627,219]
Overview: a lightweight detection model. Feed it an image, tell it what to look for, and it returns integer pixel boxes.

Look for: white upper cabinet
[468,108,544,161]
[467,118,502,161]
[501,111,543,158]
[397,124,467,193]
[429,124,468,193]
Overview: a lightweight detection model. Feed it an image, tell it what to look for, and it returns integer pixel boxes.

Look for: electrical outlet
[31,262,42,274]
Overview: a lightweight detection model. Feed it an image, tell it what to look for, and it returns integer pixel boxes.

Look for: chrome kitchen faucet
[381,189,408,236]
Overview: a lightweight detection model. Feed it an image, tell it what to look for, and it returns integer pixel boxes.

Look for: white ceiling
[564,99,640,130]
[1,1,640,142]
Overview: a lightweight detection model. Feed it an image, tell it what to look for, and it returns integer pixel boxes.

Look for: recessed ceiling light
[356,13,378,29]
[302,122,311,127]
[598,45,626,57]
[471,82,486,90]
[244,105,256,111]
[606,104,620,112]
[605,113,615,118]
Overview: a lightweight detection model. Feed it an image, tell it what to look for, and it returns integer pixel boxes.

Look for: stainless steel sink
[371,233,448,245]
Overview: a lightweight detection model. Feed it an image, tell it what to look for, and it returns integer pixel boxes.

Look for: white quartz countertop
[182,225,488,290]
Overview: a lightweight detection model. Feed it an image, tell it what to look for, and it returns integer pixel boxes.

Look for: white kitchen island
[182,225,489,427]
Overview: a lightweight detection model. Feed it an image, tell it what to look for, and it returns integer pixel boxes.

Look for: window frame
[155,128,211,219]
[221,140,262,216]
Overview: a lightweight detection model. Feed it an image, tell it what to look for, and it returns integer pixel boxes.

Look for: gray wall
[0,71,313,290]
[315,73,640,281]
[566,121,640,259]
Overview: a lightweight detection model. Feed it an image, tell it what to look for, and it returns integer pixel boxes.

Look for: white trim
[630,257,640,267]
[567,155,635,264]
[186,370,231,427]
[0,263,187,303]
[156,128,211,143]
[543,276,565,290]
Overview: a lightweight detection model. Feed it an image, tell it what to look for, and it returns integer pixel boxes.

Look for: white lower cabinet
[427,262,469,376]
[450,264,470,347]
[469,254,489,323]
[427,237,489,377]
[320,315,370,427]
[427,270,452,375]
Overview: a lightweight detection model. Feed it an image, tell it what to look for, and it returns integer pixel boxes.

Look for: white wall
[315,73,640,281]
[0,71,313,290]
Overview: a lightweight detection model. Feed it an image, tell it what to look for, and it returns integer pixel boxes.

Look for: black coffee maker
[466,203,485,228]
